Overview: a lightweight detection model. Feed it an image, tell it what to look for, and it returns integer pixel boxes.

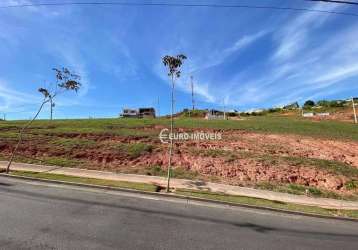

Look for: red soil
[1,129,357,193]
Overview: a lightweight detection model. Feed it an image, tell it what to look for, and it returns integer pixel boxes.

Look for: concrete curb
[3,163,358,210]
[1,173,358,223]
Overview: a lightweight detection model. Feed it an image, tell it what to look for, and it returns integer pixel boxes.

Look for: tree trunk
[50,99,53,121]
[6,99,49,173]
[166,75,175,192]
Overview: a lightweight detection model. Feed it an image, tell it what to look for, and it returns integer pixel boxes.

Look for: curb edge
[1,173,357,223]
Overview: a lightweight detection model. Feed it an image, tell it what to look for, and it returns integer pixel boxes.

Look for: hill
[0,116,357,200]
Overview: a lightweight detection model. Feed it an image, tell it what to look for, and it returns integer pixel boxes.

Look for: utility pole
[223,100,226,120]
[157,97,160,117]
[191,75,195,111]
[353,97,357,124]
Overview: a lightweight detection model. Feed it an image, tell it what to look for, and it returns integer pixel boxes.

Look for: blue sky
[1,0,358,119]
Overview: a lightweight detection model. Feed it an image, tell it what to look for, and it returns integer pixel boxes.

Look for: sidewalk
[1,161,358,210]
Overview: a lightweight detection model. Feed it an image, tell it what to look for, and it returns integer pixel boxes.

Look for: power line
[308,0,358,5]
[1,1,358,17]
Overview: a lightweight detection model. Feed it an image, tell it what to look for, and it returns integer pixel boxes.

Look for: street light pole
[191,75,195,111]
[352,97,357,124]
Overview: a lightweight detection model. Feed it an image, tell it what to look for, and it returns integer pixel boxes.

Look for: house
[227,109,240,116]
[120,107,156,118]
[138,108,156,118]
[317,112,330,117]
[121,109,139,118]
[205,109,225,120]
[302,112,314,117]
[302,112,330,118]
[283,102,299,110]
[346,97,358,102]
[244,109,264,114]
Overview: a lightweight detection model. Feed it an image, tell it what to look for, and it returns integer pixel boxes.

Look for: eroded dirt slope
[0,125,358,195]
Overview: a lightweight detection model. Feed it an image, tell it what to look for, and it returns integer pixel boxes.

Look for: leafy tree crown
[162,54,187,78]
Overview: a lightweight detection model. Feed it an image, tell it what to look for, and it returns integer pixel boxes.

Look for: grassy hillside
[1,116,357,141]
[1,116,358,199]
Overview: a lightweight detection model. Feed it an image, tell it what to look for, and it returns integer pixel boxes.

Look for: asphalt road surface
[0,176,357,250]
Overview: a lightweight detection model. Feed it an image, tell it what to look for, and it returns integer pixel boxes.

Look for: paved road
[0,176,357,250]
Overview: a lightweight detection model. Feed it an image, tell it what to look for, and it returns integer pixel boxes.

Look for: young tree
[6,67,81,173]
[50,99,55,120]
[303,100,315,108]
[162,54,187,192]
[49,68,81,120]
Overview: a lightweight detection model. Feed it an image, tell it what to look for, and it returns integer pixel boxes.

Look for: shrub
[345,180,358,190]
[307,187,322,196]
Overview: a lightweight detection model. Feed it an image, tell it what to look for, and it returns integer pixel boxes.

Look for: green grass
[138,166,200,180]
[9,170,159,192]
[126,143,153,158]
[346,180,358,190]
[0,119,158,138]
[143,165,167,176]
[40,157,84,168]
[175,189,358,219]
[170,167,200,179]
[0,154,84,168]
[50,138,97,149]
[1,116,358,141]
[180,109,207,118]
[255,182,358,201]
[4,169,358,219]
[257,155,358,178]
[110,142,154,159]
[198,149,228,158]
[192,148,241,162]
[192,148,358,179]
[174,117,358,141]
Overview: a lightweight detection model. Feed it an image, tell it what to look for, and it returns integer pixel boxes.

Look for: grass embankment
[1,116,357,140]
[3,170,358,220]
[8,170,159,192]
[194,148,358,200]
[1,116,357,201]
[197,148,358,178]
[97,165,200,180]
[0,154,84,168]
[176,189,358,219]
[254,182,358,201]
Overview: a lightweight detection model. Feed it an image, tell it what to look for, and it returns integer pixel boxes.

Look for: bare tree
[162,54,187,192]
[6,67,81,173]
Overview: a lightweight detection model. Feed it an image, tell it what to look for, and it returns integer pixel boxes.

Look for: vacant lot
[1,116,358,199]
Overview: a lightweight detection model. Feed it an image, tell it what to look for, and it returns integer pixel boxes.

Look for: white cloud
[272,2,343,62]
[47,39,91,97]
[311,63,358,86]
[177,78,215,103]
[151,3,357,110]
[163,30,269,104]
[0,79,39,112]
[2,0,357,115]
[1,0,67,16]
[191,29,269,73]
[225,30,268,54]
[1,0,39,12]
